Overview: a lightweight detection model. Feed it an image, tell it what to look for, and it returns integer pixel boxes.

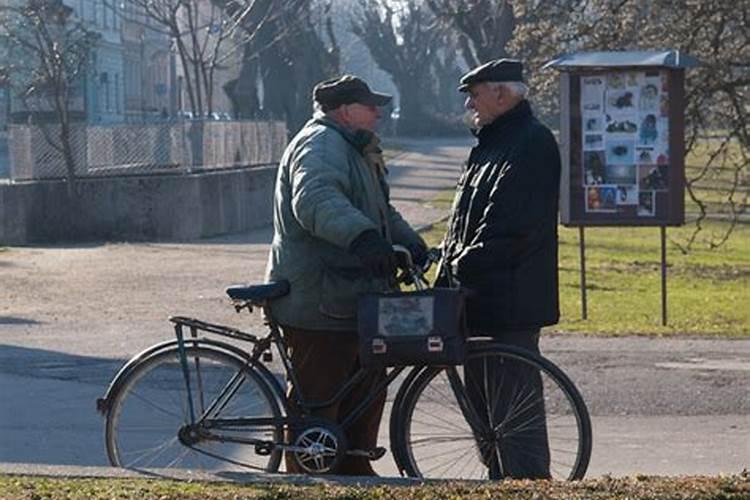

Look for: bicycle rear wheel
[105,345,283,471]
[393,342,591,480]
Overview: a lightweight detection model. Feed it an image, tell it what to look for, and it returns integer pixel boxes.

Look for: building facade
[74,0,125,124]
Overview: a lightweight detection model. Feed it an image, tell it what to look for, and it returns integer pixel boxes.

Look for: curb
[0,463,430,487]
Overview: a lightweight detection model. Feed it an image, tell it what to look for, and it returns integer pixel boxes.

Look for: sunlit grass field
[0,474,747,499]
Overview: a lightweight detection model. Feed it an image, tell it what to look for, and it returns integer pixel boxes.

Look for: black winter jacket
[441,100,561,332]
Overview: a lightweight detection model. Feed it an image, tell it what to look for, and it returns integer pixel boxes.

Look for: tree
[226,0,340,134]
[426,0,515,67]
[119,0,278,117]
[351,0,458,135]
[0,0,99,193]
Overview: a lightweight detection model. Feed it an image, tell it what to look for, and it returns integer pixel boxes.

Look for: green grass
[555,222,749,336]
[0,474,747,499]
[419,219,750,337]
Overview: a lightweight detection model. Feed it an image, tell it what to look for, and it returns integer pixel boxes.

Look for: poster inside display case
[546,52,694,227]
[580,70,670,218]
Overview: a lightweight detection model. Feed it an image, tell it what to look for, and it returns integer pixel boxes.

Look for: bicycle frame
[170,311,409,450]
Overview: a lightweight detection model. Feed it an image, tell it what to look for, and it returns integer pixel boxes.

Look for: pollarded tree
[0,0,99,192]
[351,0,446,136]
[256,0,340,133]
[426,0,515,67]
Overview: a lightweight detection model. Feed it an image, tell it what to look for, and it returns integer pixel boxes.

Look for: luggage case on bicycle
[357,287,467,366]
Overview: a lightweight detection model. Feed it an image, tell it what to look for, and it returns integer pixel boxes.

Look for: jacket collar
[475,99,533,144]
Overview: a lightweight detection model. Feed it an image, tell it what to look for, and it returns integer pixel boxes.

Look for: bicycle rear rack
[170,316,259,344]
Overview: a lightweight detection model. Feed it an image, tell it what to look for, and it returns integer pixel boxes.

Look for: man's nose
[465,97,474,110]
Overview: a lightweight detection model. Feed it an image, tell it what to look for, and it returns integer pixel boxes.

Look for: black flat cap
[458,59,524,92]
[313,75,392,108]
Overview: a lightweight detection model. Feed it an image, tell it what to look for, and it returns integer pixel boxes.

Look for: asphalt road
[1,137,748,481]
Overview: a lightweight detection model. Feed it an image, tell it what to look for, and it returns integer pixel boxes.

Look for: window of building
[101,72,110,112]
[114,73,120,113]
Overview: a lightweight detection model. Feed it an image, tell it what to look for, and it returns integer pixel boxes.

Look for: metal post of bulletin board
[660,226,668,326]
[579,227,588,320]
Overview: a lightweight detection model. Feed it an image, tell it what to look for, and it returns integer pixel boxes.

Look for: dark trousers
[282,326,386,475]
[464,328,551,479]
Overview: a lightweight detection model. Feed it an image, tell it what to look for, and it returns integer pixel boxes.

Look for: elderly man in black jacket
[439,58,561,479]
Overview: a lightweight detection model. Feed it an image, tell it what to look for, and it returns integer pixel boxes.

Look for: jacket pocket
[319,267,378,320]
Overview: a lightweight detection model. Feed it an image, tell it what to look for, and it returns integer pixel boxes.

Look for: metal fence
[7,119,287,180]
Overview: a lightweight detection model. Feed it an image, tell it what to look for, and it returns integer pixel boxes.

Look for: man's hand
[349,230,398,279]
[406,240,429,268]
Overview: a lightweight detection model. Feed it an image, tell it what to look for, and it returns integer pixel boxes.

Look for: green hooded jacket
[264,116,424,332]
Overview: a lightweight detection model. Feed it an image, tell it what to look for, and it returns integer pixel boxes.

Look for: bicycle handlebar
[391,245,441,291]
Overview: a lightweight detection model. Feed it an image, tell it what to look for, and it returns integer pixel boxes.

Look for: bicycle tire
[392,341,591,480]
[105,344,284,472]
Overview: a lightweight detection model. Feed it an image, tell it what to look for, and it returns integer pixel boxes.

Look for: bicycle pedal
[254,442,274,456]
[346,446,387,461]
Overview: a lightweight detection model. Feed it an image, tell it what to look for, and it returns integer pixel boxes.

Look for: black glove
[406,241,429,268]
[349,230,397,279]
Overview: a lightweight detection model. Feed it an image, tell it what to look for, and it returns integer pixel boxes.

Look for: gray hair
[487,81,529,99]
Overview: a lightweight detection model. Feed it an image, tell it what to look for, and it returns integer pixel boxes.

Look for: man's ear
[495,85,507,105]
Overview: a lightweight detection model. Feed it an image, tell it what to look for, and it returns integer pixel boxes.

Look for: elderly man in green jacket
[265,75,427,475]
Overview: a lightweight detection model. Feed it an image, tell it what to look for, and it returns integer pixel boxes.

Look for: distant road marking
[656,358,750,371]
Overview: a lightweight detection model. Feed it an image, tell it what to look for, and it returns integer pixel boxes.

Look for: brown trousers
[283,326,386,475]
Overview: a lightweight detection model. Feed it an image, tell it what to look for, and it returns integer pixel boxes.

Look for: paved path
[1,137,748,482]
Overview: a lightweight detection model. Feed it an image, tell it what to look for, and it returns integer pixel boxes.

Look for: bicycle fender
[96,339,178,414]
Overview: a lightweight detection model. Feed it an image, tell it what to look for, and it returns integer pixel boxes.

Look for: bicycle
[97,247,592,480]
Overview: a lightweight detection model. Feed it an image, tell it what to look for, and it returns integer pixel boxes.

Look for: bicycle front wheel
[394,342,591,480]
[105,345,283,471]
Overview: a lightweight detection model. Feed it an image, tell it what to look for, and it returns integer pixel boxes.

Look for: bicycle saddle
[226,280,290,303]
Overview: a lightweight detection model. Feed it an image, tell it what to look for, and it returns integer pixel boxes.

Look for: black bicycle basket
[357,287,467,367]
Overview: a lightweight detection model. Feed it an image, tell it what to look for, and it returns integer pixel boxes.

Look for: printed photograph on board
[636,147,656,164]
[638,113,659,146]
[606,89,638,116]
[583,151,606,185]
[639,80,660,112]
[604,164,637,185]
[638,190,655,216]
[583,133,604,150]
[617,185,638,205]
[586,185,618,212]
[581,76,605,112]
[583,114,604,132]
[605,117,638,134]
[638,164,669,191]
[606,138,636,165]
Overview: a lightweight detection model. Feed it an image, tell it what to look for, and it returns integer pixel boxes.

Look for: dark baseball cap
[313,75,392,108]
[458,59,524,92]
